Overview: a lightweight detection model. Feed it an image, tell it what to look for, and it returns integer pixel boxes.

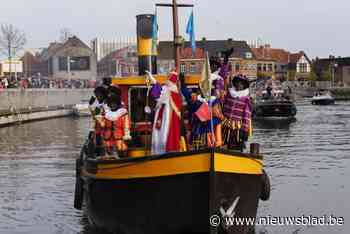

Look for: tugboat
[253,80,297,120]
[74,5,270,234]
[311,90,335,105]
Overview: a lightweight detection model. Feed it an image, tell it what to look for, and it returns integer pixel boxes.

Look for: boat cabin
[110,74,201,157]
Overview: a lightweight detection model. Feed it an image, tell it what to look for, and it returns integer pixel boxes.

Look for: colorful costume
[100,107,131,157]
[149,72,183,155]
[222,78,252,151]
[89,92,107,157]
[181,85,223,149]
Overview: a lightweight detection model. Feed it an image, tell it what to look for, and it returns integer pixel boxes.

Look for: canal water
[0,101,349,234]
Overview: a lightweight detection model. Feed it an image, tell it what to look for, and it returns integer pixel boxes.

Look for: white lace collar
[105,108,127,121]
[229,88,249,98]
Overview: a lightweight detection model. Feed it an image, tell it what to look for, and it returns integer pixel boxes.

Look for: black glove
[240,130,248,142]
[179,72,185,86]
[223,48,234,63]
[89,96,96,105]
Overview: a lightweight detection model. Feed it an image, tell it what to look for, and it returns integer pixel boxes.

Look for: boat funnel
[136,14,157,75]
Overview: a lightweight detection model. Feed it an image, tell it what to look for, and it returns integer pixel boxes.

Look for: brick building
[251,45,311,81]
[313,57,350,87]
[97,45,138,78]
[158,39,257,79]
[21,36,97,80]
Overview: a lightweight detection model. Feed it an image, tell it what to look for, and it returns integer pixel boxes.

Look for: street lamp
[332,63,338,88]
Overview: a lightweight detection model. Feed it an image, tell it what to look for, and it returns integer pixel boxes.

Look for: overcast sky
[0,0,349,58]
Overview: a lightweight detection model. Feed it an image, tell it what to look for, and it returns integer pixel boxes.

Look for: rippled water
[0,101,349,234]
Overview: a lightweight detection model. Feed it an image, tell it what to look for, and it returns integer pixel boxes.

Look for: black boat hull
[311,99,335,105]
[79,150,265,234]
[253,100,297,119]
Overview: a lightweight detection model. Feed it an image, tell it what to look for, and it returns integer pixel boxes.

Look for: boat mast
[156,1,193,73]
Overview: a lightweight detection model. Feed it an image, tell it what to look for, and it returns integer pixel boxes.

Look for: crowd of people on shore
[0,76,96,89]
[88,48,253,158]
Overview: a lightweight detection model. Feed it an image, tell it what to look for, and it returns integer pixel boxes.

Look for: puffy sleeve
[150,83,162,99]
[241,97,253,136]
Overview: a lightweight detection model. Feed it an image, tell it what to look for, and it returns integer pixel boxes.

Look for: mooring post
[250,143,260,155]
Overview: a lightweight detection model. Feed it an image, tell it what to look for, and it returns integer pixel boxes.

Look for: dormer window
[245,52,252,59]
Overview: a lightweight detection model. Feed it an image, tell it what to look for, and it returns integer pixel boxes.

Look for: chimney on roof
[228,38,233,42]
[264,44,271,48]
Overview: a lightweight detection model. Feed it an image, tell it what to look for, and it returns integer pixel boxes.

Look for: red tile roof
[179,47,205,59]
[251,47,290,63]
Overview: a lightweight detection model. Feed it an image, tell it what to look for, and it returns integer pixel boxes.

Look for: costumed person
[98,88,131,158]
[210,48,234,102]
[145,71,183,155]
[179,73,224,149]
[222,75,253,152]
[89,86,108,156]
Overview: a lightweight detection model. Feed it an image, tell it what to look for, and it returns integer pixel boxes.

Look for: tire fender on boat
[74,158,84,210]
[260,169,270,201]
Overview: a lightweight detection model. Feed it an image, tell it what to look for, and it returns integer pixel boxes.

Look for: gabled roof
[53,36,91,55]
[251,47,290,63]
[289,51,311,64]
[158,39,252,60]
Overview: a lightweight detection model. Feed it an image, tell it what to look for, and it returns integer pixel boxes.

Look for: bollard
[250,143,260,155]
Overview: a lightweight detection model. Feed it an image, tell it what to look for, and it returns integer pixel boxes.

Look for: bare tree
[59,28,73,43]
[0,24,26,78]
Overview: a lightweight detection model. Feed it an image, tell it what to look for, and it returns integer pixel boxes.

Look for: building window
[235,63,240,72]
[263,64,267,72]
[70,57,90,71]
[59,56,90,71]
[257,63,262,72]
[59,57,68,71]
[268,64,273,72]
[190,63,196,73]
[180,63,186,73]
[299,63,307,73]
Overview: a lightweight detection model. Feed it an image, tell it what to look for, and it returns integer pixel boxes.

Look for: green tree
[320,67,331,81]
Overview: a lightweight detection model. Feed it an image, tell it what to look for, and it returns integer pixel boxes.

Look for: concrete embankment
[0,89,92,127]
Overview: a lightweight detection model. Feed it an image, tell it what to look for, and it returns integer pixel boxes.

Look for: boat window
[190,63,196,73]
[180,63,186,73]
[129,87,157,123]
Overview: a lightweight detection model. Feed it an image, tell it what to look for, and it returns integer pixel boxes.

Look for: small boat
[311,91,335,105]
[253,90,297,120]
[72,100,91,117]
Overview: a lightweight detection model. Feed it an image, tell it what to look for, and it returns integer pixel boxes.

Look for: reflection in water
[0,103,349,234]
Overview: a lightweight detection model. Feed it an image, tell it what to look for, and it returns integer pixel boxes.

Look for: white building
[0,59,23,77]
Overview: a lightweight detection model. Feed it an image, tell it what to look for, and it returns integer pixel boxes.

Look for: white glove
[145,70,157,84]
[123,129,132,141]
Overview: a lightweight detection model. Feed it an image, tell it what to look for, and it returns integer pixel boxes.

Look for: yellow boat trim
[83,152,263,180]
[112,75,200,86]
[128,148,150,158]
[214,153,263,175]
[94,153,211,179]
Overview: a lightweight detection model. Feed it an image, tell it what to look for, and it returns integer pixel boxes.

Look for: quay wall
[0,89,93,113]
[0,89,93,127]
